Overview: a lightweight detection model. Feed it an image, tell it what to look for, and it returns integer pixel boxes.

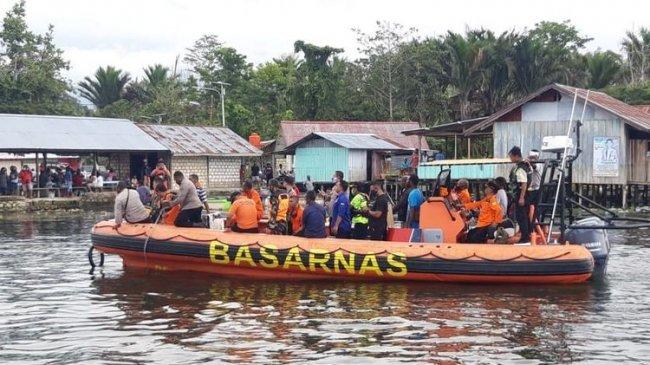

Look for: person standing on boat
[494,177,509,219]
[113,181,151,228]
[267,179,289,234]
[405,174,424,229]
[395,176,412,223]
[508,146,532,243]
[367,181,389,241]
[463,181,502,243]
[350,183,370,239]
[301,190,327,238]
[150,159,171,190]
[526,150,543,218]
[164,171,204,227]
[331,180,352,239]
[288,195,304,235]
[189,174,210,212]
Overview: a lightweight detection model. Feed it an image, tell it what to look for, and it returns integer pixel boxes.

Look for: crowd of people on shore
[113,145,542,244]
[0,164,121,198]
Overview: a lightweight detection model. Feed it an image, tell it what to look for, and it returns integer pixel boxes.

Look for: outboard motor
[565,217,611,278]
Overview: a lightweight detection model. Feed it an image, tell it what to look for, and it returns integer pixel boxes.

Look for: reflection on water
[0,213,649,364]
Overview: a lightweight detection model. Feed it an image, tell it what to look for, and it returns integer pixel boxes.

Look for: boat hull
[91,221,594,284]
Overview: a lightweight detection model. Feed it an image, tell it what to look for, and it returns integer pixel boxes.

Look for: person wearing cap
[508,146,532,243]
[113,181,151,228]
[463,181,503,243]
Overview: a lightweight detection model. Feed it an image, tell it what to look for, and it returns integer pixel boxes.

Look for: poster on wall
[592,136,619,177]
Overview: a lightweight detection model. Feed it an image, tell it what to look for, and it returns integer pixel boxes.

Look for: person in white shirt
[114,181,151,228]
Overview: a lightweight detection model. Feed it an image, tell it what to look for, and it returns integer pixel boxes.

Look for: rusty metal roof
[137,124,261,157]
[283,132,408,152]
[0,114,168,153]
[466,83,650,135]
[277,120,428,151]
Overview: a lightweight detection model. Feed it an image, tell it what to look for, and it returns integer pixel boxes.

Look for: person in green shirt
[350,183,370,240]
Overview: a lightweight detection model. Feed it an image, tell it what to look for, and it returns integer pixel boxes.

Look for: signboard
[593,136,619,177]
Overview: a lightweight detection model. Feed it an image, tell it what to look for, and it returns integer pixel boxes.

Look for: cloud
[1,0,647,83]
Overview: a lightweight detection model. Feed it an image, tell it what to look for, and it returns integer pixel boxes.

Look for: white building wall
[522,99,615,122]
[208,156,242,189]
[171,155,241,190]
[348,149,367,182]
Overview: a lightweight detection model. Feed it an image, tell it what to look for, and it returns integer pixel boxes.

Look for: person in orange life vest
[242,180,263,220]
[267,179,289,235]
[288,195,304,235]
[454,179,473,205]
[463,180,503,243]
[227,192,259,233]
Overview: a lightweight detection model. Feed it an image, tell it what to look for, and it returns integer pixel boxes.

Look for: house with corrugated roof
[404,84,650,206]
[283,132,410,182]
[0,114,169,182]
[275,120,428,180]
[137,124,261,189]
[462,83,650,186]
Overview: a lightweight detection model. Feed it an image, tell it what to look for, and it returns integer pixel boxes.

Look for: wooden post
[454,134,457,159]
[467,137,471,159]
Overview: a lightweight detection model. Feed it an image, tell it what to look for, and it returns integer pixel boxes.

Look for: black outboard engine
[565,217,611,278]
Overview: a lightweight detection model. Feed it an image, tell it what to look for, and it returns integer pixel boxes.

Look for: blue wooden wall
[294,147,349,182]
[419,164,497,180]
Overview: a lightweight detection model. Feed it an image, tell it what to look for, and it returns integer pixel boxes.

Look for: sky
[1,0,649,85]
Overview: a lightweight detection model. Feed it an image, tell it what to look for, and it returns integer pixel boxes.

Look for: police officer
[508,146,532,243]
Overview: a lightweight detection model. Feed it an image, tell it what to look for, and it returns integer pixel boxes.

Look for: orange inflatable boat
[91,220,594,284]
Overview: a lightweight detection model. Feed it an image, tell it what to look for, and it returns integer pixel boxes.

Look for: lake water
[1,212,649,364]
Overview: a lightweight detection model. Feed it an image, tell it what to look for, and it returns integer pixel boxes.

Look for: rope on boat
[96,223,574,262]
[87,246,104,268]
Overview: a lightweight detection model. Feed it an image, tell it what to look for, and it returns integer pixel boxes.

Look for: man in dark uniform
[508,146,532,243]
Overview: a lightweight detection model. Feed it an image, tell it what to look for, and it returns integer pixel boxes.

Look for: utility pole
[214,81,230,127]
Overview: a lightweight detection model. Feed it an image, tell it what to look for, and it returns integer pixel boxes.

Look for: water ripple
[0,213,649,364]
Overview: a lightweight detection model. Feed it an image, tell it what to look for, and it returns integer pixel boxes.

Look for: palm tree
[144,64,170,87]
[585,51,622,89]
[78,66,131,108]
[506,37,566,94]
[441,31,486,120]
[622,28,650,84]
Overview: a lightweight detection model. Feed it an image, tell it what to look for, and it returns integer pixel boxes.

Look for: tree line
[1,1,650,140]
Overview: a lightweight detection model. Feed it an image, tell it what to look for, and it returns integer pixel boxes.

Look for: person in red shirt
[150,160,171,189]
[18,165,33,198]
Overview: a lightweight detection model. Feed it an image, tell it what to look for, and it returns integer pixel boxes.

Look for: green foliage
[2,1,649,144]
[605,82,650,105]
[78,66,131,108]
[0,1,81,114]
[585,51,622,89]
